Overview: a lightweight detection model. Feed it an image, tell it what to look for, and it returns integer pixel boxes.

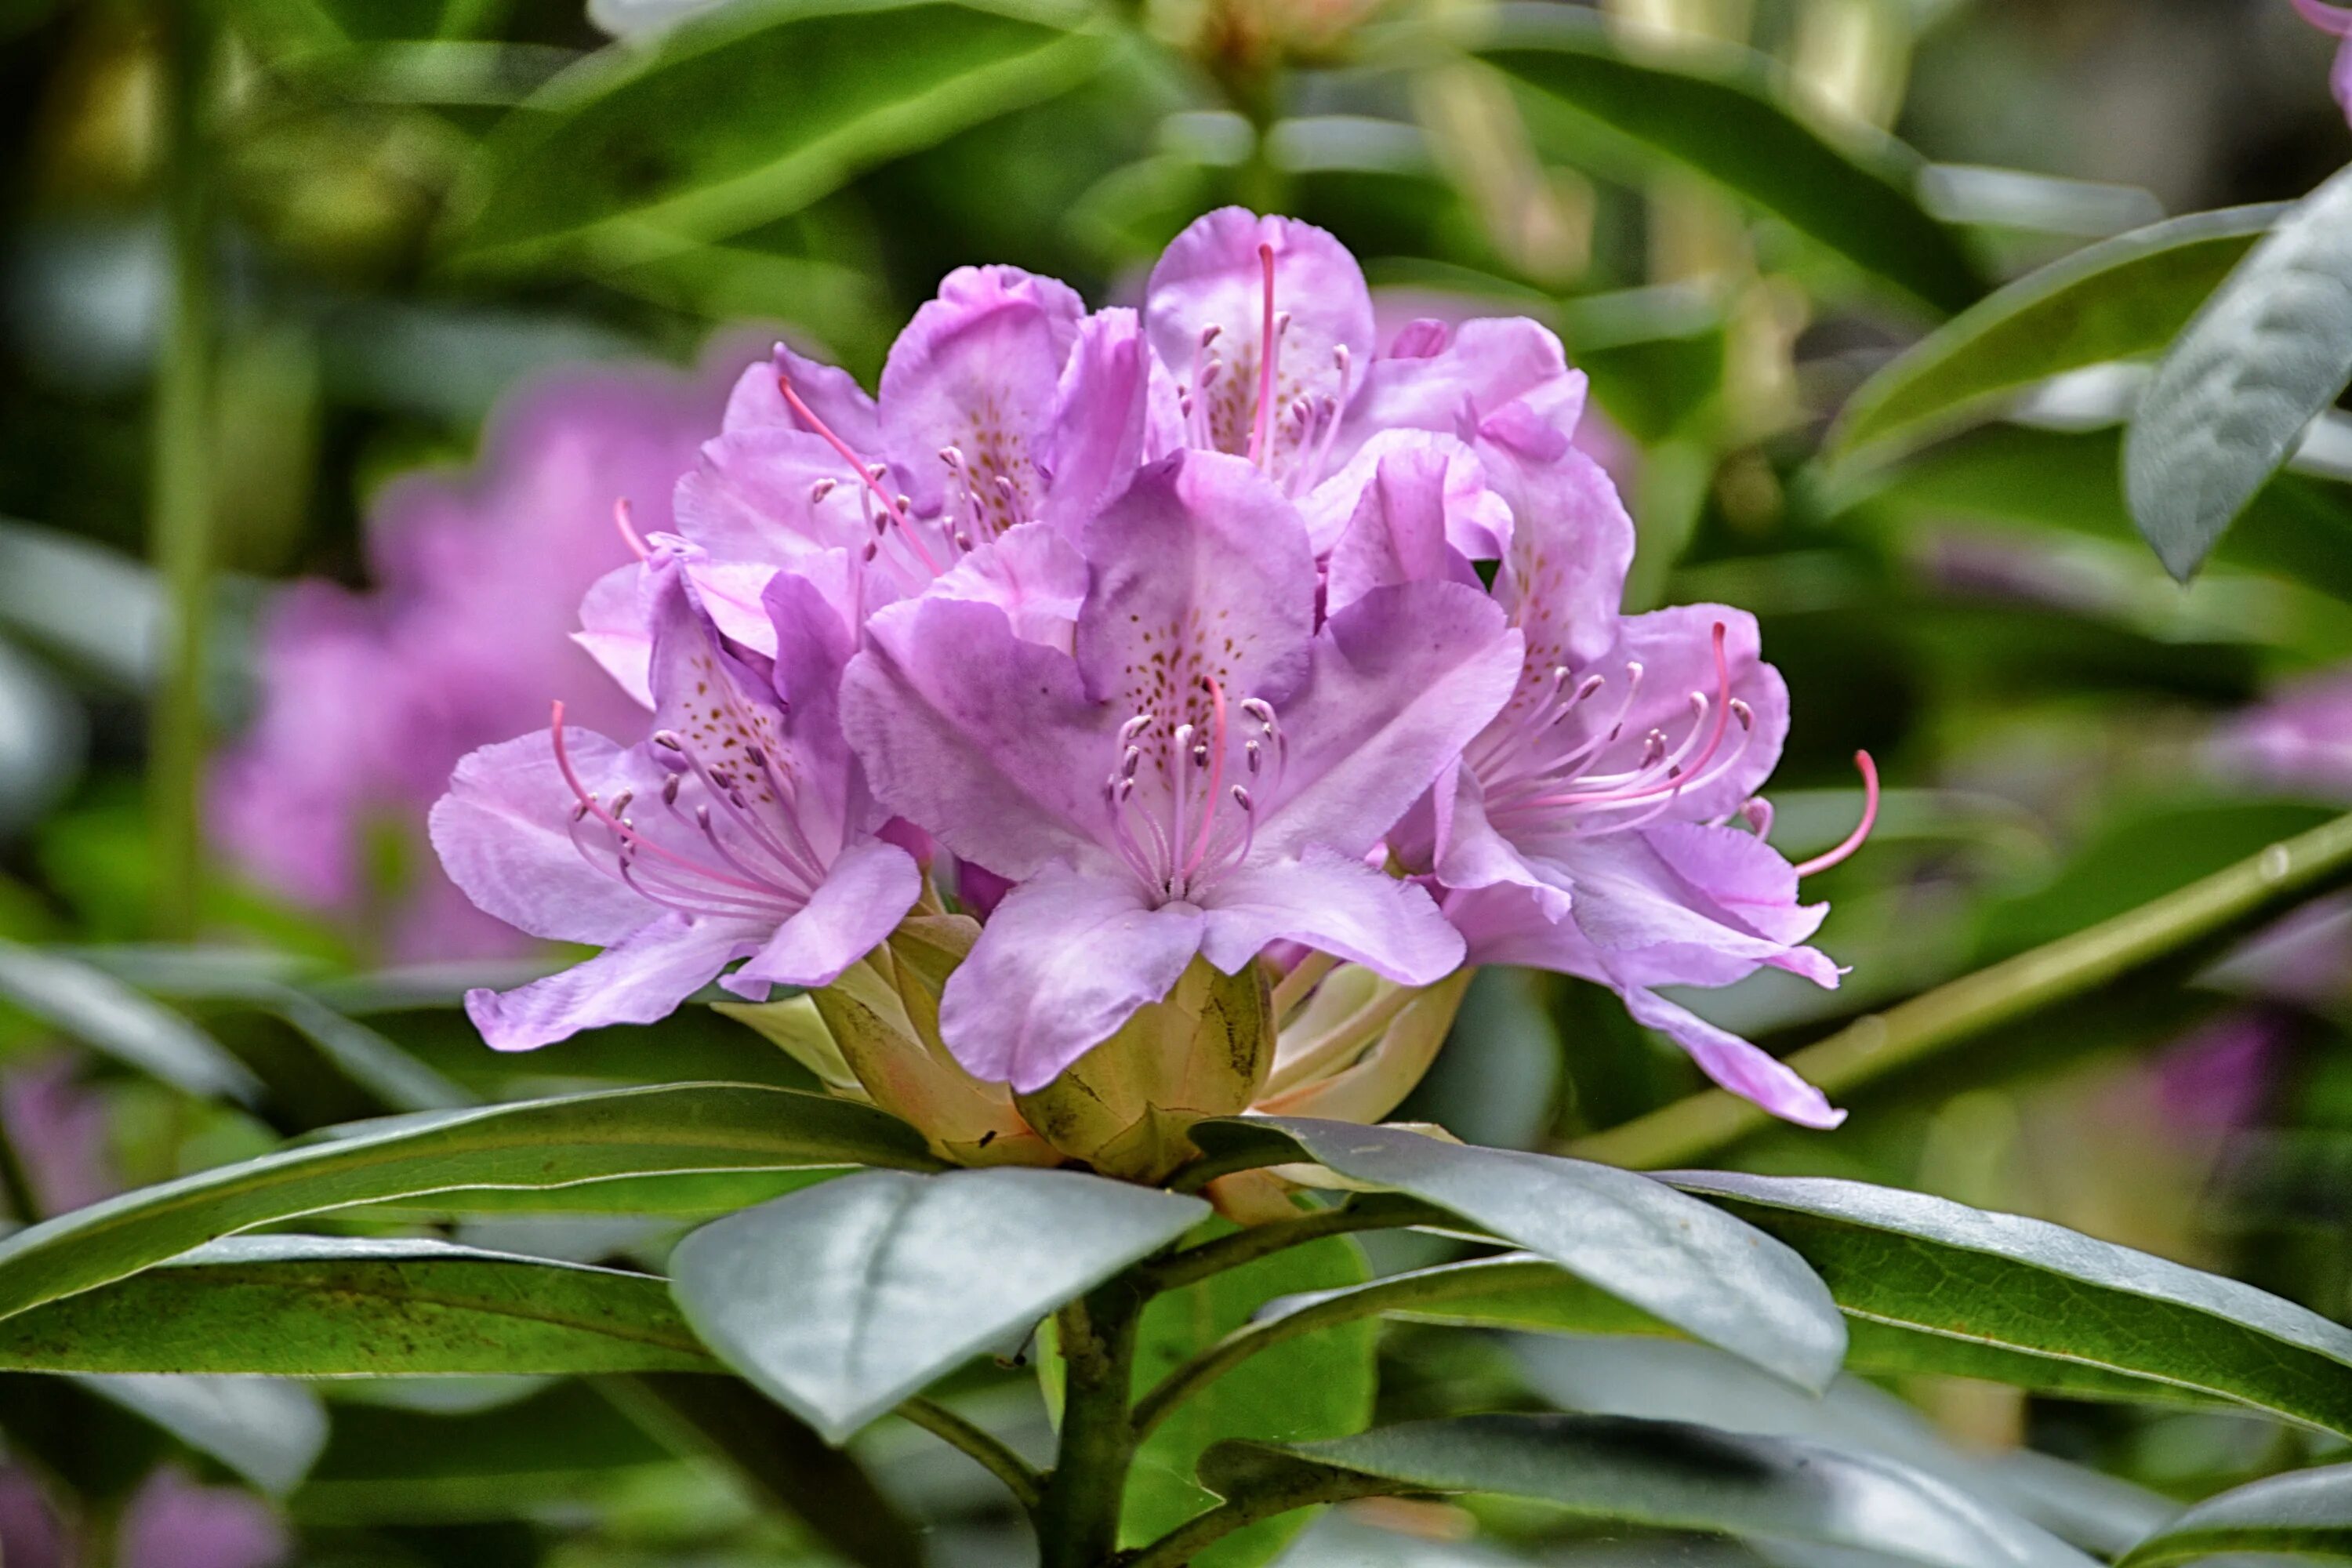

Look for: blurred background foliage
[5,0,2352,1563]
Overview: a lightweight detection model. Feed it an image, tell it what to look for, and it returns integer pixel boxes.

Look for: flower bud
[1253,965,1471,1123]
[720,915,1056,1169]
[1014,956,1274,1182]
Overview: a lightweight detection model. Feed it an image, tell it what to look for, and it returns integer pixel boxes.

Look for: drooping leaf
[455,0,1110,271]
[78,1374,328,1495]
[0,938,262,1103]
[2117,1463,2352,1566]
[1197,1414,2093,1568]
[1126,1230,1376,1568]
[670,1167,1205,1443]
[1473,6,1984,315]
[0,1082,936,1322]
[1192,1118,1845,1392]
[0,1236,719,1376]
[1670,1171,2352,1436]
[2125,162,2352,579]
[1832,204,2279,466]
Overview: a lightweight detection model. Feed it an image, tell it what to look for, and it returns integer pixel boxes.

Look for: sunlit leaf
[2116,1462,2352,1566]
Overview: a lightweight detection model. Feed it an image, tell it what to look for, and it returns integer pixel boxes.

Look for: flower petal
[1496,447,1635,675]
[1337,316,1588,477]
[1257,579,1523,860]
[1552,830,1838,989]
[1036,307,1182,533]
[1200,844,1465,982]
[430,729,655,946]
[938,866,1207,1090]
[927,521,1090,652]
[724,838,922,995]
[1618,983,1846,1130]
[1323,442,1491,615]
[673,426,872,567]
[720,346,882,450]
[465,912,767,1051]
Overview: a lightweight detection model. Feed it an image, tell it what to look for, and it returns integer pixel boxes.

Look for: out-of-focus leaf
[1192,1118,1844,1393]
[0,521,161,690]
[0,640,85,837]
[2126,164,2352,579]
[1833,205,2278,466]
[670,1167,1203,1443]
[1197,1415,2093,1568]
[0,1236,719,1376]
[1473,5,1984,315]
[1126,1232,1375,1568]
[0,1083,938,1322]
[1671,1172,2352,1437]
[454,0,1109,271]
[0,939,263,1104]
[78,1373,328,1496]
[2116,1463,2352,1565]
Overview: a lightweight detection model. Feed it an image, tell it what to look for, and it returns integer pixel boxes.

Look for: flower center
[1172,244,1354,499]
[1100,678,1283,902]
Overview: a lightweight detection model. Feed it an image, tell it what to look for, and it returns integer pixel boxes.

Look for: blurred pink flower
[2294,0,2352,122]
[212,349,743,959]
[0,1057,114,1216]
[2214,666,2352,802]
[114,1469,288,1568]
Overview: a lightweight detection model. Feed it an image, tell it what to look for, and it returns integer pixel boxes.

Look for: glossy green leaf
[2126,163,2352,579]
[1127,1231,1375,1568]
[2118,1463,2352,1565]
[1474,6,1983,315]
[1193,1117,1845,1392]
[78,1374,328,1495]
[0,1082,936,1323]
[1671,1172,2352,1436]
[0,1236,718,1376]
[456,0,1108,270]
[1833,204,2279,466]
[670,1167,1204,1443]
[1197,1414,2093,1568]
[0,938,262,1103]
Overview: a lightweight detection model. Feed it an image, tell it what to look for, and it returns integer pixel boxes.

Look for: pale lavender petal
[1387,318,1451,358]
[938,866,1207,1090]
[1302,428,1515,562]
[429,730,655,946]
[1074,451,1318,711]
[844,594,1116,880]
[928,521,1090,651]
[466,912,768,1051]
[1257,580,1522,860]
[1036,307,1181,533]
[1145,209,1374,477]
[1337,316,1587,473]
[1495,447,1635,673]
[1324,444,1488,614]
[2336,35,2352,119]
[880,265,1085,524]
[1,1057,117,1214]
[1423,768,1571,916]
[1643,820,1828,952]
[574,557,782,706]
[573,562,656,707]
[724,838,921,995]
[1619,984,1845,1130]
[118,1468,289,1568]
[1199,844,1465,982]
[2296,0,2352,38]
[1552,831,1838,989]
[720,345,881,450]
[673,426,872,565]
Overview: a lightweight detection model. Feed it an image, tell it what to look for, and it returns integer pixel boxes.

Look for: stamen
[775,354,939,575]
[1792,752,1880,877]
[613,499,650,561]
[1249,241,1279,470]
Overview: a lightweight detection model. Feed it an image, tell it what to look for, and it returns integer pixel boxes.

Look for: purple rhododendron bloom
[2295,0,2352,122]
[432,543,920,1050]
[841,448,1523,1090]
[2216,666,2352,800]
[214,354,736,958]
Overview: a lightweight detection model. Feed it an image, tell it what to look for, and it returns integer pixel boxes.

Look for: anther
[654,731,684,752]
[809,478,837,505]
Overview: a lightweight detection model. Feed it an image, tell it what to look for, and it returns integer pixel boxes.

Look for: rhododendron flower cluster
[430,209,1873,1161]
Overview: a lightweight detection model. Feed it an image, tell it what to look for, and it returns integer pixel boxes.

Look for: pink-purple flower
[2294,0,2352,123]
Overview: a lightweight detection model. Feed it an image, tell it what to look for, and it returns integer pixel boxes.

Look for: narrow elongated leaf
[2118,1463,2352,1565]
[1834,205,2280,465]
[670,1167,1205,1443]
[1194,1118,1845,1392]
[0,1082,936,1323]
[1198,1415,2093,1568]
[0,1236,717,1376]
[457,0,1106,270]
[1671,1172,2352,1436]
[2126,163,2352,579]
[79,1374,328,1495]
[0,939,262,1103]
[1474,5,1983,315]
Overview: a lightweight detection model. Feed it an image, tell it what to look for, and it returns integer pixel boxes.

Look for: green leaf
[0,938,263,1103]
[0,1235,718,1376]
[1832,204,2280,466]
[2126,164,2352,579]
[0,1082,936,1323]
[1473,7,1983,315]
[78,1374,328,1495]
[1127,1230,1376,1568]
[1196,1414,2093,1568]
[1192,1118,1845,1392]
[2117,1463,2352,1566]
[1671,1172,2352,1436]
[670,1167,1204,1443]
[455,0,1109,271]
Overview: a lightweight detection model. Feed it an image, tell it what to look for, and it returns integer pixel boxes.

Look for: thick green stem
[1036,1282,1146,1568]
[1120,1468,1393,1568]
[898,1396,1046,1515]
[1572,807,2352,1171]
[147,0,219,941]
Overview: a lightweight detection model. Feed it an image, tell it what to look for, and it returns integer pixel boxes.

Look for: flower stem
[1570,806,2352,1171]
[146,0,220,941]
[897,1397,1045,1515]
[1139,1193,1454,1294]
[1036,1282,1145,1568]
